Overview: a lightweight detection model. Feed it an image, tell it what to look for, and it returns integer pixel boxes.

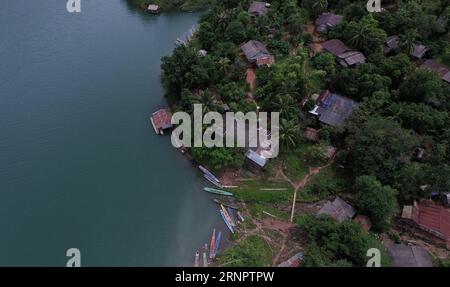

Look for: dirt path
[276,156,335,222]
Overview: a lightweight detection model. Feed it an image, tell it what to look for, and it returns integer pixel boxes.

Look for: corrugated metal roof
[245,149,267,167]
[315,13,343,31]
[317,197,355,222]
[315,92,359,126]
[388,244,433,267]
[411,44,429,59]
[241,40,271,62]
[338,51,366,66]
[322,39,350,56]
[248,2,268,16]
[412,200,450,242]
[421,59,450,83]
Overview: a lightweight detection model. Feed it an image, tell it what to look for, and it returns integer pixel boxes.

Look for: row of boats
[194,229,222,267]
[194,166,244,266]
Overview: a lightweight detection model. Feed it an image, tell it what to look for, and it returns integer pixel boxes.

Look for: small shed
[241,40,274,68]
[420,59,450,84]
[384,35,398,54]
[337,51,366,67]
[147,4,160,14]
[317,197,356,223]
[353,215,372,231]
[245,149,268,172]
[248,2,269,17]
[322,39,365,67]
[304,127,319,142]
[315,13,343,33]
[150,108,173,135]
[309,90,359,127]
[324,146,337,160]
[322,39,350,57]
[256,55,275,67]
[388,244,433,267]
[410,44,429,59]
[277,252,304,267]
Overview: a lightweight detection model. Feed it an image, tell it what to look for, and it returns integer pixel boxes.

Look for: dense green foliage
[157,0,450,265]
[215,235,274,266]
[354,176,398,231]
[297,215,391,267]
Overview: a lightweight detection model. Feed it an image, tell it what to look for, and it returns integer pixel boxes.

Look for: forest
[158,0,450,266]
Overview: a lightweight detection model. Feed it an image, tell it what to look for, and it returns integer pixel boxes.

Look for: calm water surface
[0,0,226,266]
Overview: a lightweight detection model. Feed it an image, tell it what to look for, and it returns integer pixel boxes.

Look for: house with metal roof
[411,200,450,244]
[410,44,429,59]
[384,35,398,54]
[388,244,433,267]
[248,1,269,17]
[322,39,365,66]
[309,90,359,126]
[304,127,319,142]
[241,40,275,67]
[317,197,356,223]
[420,59,450,84]
[315,13,343,33]
[245,149,268,172]
[150,108,173,135]
[383,35,429,59]
[147,4,160,14]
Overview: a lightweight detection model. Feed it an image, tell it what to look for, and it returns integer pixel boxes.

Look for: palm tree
[399,29,419,55]
[346,20,372,49]
[192,89,220,114]
[217,57,231,77]
[312,0,328,16]
[273,93,298,120]
[279,118,299,150]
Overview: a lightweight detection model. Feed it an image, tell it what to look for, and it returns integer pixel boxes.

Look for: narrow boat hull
[204,187,233,196]
[220,210,234,233]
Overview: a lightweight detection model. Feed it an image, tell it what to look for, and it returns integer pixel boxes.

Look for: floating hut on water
[147,4,160,14]
[150,108,173,135]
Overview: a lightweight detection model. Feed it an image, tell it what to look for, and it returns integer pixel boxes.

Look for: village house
[384,35,398,54]
[402,199,450,246]
[309,90,359,127]
[383,36,429,59]
[315,12,343,33]
[317,197,356,223]
[411,44,429,59]
[324,145,337,160]
[277,252,304,267]
[353,215,372,232]
[248,1,269,17]
[150,108,173,135]
[147,4,160,14]
[388,244,433,267]
[420,59,450,84]
[241,40,275,68]
[304,127,319,142]
[322,39,365,67]
[245,149,268,172]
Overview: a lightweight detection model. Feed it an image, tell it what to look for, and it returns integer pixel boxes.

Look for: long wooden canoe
[204,174,224,188]
[198,166,220,183]
[209,229,216,259]
[220,210,234,233]
[203,187,233,196]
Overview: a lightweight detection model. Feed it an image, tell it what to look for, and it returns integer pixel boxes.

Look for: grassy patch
[248,203,290,220]
[280,142,326,181]
[215,235,274,267]
[233,179,293,203]
[299,165,345,202]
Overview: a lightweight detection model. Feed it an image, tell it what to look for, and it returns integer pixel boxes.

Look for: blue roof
[316,93,359,126]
